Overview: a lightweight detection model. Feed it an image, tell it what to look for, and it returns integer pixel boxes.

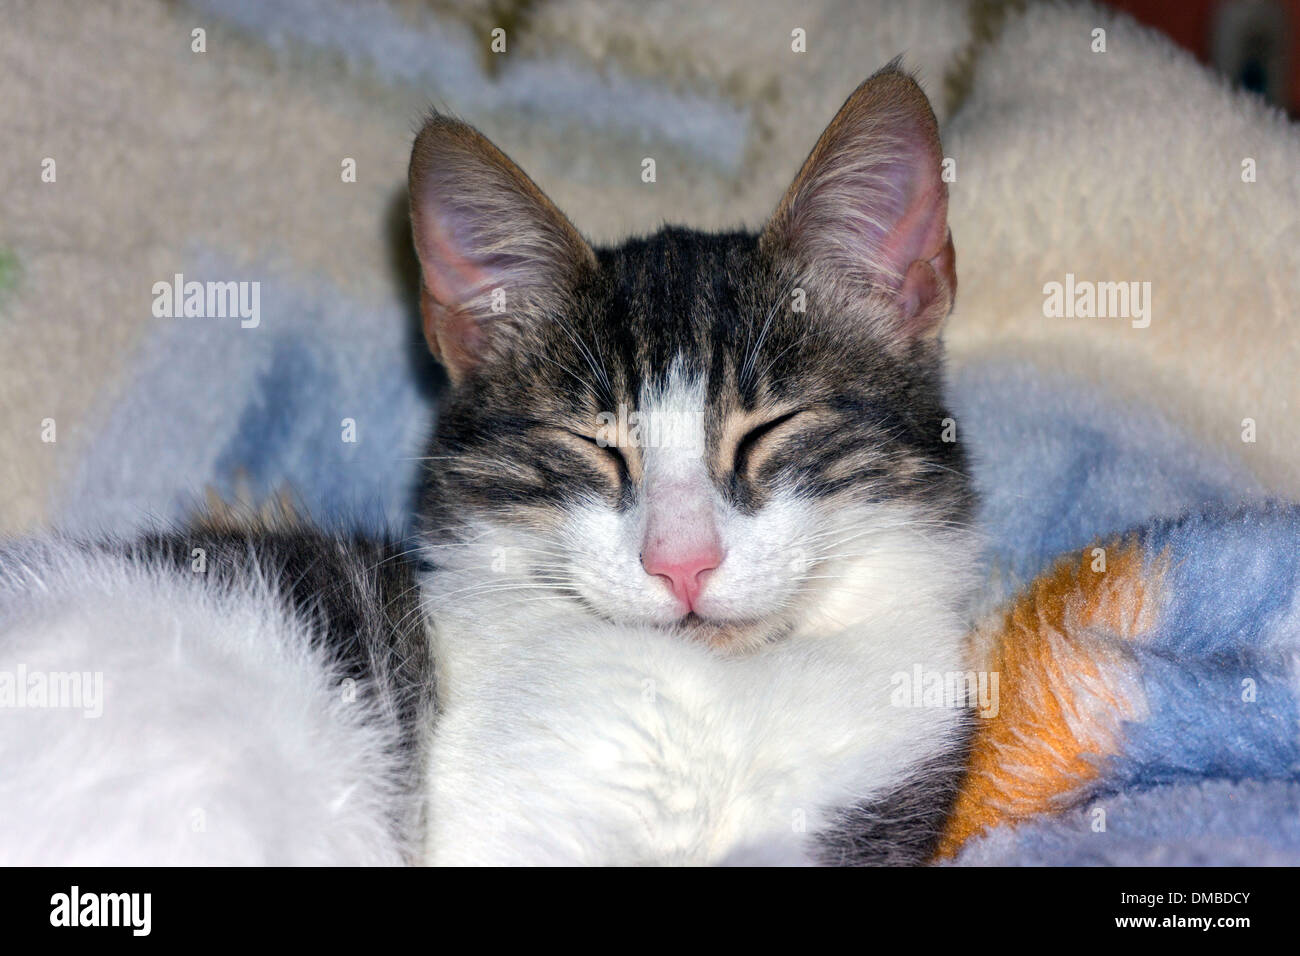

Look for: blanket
[943,504,1300,865]
[1,0,1296,864]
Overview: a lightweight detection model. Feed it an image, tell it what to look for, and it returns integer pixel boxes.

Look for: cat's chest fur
[420,521,975,866]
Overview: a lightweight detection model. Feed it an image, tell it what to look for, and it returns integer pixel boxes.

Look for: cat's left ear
[760,63,955,342]
[408,113,596,382]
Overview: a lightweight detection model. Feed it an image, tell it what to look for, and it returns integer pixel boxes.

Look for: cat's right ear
[408,114,596,382]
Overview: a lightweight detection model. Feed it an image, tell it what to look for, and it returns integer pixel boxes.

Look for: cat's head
[410,64,973,652]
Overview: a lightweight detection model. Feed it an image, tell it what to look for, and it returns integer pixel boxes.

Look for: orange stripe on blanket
[934,539,1163,859]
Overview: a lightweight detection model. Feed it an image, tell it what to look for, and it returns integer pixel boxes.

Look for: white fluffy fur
[422,501,976,865]
[0,500,973,867]
[0,542,407,865]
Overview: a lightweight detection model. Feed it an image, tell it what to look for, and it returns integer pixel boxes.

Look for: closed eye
[733,410,804,477]
[566,429,631,485]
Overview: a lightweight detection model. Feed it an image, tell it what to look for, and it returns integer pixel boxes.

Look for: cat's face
[411,65,971,651]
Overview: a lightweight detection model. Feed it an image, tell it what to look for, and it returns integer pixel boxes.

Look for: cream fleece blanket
[945,0,1300,497]
[2,0,1294,537]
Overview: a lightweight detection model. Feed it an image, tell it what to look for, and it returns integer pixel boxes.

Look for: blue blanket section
[950,503,1300,865]
[1113,506,1300,788]
[953,778,1300,866]
[53,250,443,537]
[950,360,1264,591]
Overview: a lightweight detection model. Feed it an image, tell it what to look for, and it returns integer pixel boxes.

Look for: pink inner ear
[411,190,515,377]
[414,198,500,313]
[896,221,956,327]
[871,170,949,288]
[829,111,949,294]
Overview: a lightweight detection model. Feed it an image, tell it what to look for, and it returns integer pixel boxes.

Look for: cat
[0,62,976,865]
[412,61,976,864]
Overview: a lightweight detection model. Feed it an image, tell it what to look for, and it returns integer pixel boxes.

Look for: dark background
[1107,0,1299,114]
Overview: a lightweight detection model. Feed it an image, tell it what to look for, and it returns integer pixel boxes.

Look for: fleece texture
[943,504,1300,865]
[0,0,969,536]
[943,1,1300,497]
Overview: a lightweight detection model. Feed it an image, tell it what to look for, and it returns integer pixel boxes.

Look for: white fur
[0,541,408,865]
[423,511,973,865]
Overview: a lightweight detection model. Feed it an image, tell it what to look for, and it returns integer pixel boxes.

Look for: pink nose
[641,544,722,612]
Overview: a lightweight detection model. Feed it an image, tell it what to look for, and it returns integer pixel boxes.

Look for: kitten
[0,63,975,865]
[411,63,977,864]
